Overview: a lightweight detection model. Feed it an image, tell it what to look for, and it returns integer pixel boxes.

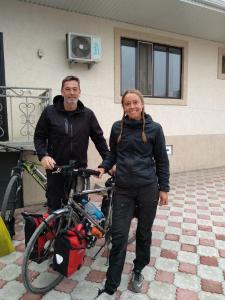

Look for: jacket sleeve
[98,124,117,171]
[89,111,109,160]
[34,108,49,161]
[153,125,170,192]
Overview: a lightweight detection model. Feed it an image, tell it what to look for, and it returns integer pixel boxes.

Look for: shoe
[130,270,144,293]
[96,288,115,300]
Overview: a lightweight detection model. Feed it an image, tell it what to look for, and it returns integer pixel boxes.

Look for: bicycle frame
[52,176,114,262]
[22,161,47,190]
[73,186,113,233]
[0,143,47,190]
[68,187,113,235]
[62,172,113,235]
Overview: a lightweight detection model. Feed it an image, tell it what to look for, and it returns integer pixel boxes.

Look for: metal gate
[0,87,51,208]
[0,86,51,142]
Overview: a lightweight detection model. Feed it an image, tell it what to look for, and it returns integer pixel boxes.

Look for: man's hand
[159,191,168,206]
[96,167,105,178]
[41,156,56,170]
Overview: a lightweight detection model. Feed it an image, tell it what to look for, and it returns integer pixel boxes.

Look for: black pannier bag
[22,212,54,263]
[53,223,87,277]
[5,216,15,238]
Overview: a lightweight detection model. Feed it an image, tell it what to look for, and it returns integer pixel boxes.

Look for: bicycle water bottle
[80,198,104,221]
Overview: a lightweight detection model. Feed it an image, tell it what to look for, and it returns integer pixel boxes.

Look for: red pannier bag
[53,223,87,277]
[22,212,54,263]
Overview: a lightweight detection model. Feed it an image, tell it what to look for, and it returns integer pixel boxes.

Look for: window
[222,55,225,74]
[121,39,182,98]
[218,47,225,80]
[115,28,188,105]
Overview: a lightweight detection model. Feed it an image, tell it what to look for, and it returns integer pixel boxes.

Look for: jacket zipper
[70,123,73,154]
[64,118,69,134]
[64,117,73,154]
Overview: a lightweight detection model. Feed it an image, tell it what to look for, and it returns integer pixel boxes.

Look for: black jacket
[100,114,169,191]
[34,95,109,166]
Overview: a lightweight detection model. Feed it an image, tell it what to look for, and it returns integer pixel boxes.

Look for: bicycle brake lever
[52,168,61,174]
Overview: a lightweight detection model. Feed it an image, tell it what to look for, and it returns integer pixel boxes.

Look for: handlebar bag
[22,212,54,263]
[53,223,87,277]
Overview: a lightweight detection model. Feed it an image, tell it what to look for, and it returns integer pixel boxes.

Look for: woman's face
[123,93,144,120]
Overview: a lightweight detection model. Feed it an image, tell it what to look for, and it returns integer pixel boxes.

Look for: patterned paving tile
[174,272,201,292]
[155,270,174,283]
[198,265,224,282]
[148,281,176,300]
[201,279,223,294]
[200,256,218,267]
[177,251,199,265]
[1,167,225,299]
[179,262,197,275]
[176,288,198,300]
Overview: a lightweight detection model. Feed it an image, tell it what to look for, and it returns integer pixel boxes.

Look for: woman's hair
[61,75,80,90]
[117,89,147,144]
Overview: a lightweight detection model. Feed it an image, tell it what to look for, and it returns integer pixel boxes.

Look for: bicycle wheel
[1,175,21,235]
[22,210,80,294]
[128,218,137,244]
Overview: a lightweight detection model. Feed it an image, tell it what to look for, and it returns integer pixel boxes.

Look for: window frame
[217,47,225,80]
[115,28,188,105]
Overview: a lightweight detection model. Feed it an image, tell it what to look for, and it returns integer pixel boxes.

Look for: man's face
[61,80,81,107]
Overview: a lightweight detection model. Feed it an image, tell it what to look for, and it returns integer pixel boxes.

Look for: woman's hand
[108,164,116,176]
[41,155,56,170]
[96,167,105,178]
[159,191,168,206]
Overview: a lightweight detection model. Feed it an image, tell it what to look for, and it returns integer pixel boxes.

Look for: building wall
[1,0,225,183]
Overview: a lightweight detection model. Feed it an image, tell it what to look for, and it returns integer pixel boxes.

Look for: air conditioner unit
[66,32,101,64]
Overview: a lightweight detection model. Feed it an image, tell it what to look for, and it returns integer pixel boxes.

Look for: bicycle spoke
[22,211,79,294]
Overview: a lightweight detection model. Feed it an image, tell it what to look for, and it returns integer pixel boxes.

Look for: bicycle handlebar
[53,165,100,177]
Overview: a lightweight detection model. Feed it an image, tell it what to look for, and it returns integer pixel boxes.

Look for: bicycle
[21,162,136,294]
[0,143,47,236]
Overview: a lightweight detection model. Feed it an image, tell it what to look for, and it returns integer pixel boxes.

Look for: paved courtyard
[0,167,225,300]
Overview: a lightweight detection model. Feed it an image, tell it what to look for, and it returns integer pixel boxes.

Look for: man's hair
[61,75,80,90]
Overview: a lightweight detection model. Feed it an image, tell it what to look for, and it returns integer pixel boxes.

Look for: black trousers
[105,182,159,293]
[46,171,67,210]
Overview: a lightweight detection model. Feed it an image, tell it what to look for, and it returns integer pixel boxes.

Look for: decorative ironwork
[0,86,52,142]
[19,102,36,138]
[0,101,5,138]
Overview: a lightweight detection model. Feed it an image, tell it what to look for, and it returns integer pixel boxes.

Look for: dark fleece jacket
[34,95,109,166]
[99,114,169,191]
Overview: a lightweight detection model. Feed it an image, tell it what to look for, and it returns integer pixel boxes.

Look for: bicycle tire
[22,210,80,294]
[1,175,21,223]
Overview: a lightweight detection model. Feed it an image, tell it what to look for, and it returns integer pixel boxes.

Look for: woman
[96,89,169,299]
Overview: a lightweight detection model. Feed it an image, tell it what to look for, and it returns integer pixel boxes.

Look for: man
[34,75,109,210]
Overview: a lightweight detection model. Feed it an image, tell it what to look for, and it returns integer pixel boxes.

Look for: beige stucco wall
[167,134,225,173]
[1,0,225,205]
[1,0,225,138]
